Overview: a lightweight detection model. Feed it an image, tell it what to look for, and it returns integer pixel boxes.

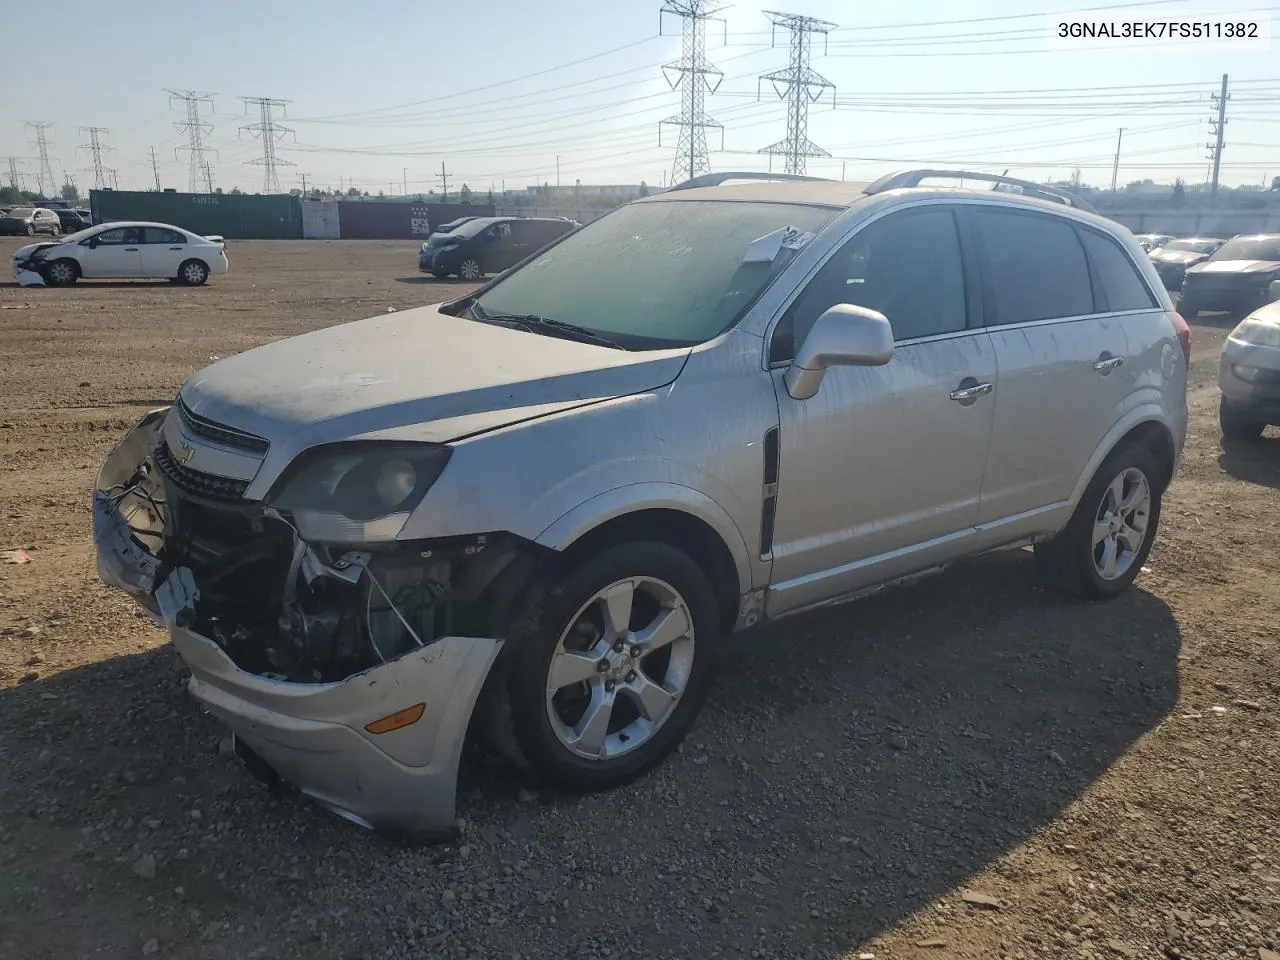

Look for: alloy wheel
[1092,466,1151,581]
[545,576,696,761]
[460,259,481,281]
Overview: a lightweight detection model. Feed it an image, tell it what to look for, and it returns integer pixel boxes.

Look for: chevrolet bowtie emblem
[177,438,197,465]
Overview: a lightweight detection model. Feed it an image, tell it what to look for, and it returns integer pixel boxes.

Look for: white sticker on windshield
[742,226,817,264]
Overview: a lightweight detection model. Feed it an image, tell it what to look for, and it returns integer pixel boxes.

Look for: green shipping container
[88,190,303,240]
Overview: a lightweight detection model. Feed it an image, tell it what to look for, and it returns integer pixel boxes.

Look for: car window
[771,207,968,362]
[1078,229,1157,312]
[972,208,1093,325]
[473,199,839,350]
[93,227,140,245]
[143,227,185,244]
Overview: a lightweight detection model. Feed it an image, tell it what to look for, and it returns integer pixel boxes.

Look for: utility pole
[1207,73,1229,205]
[437,162,451,202]
[659,1,726,185]
[299,171,309,194]
[240,96,295,193]
[149,148,163,190]
[24,122,57,196]
[556,155,561,189]
[757,11,837,176]
[403,167,407,195]
[1110,127,1124,193]
[77,126,112,189]
[167,90,217,193]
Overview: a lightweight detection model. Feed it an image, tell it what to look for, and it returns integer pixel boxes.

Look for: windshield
[472,200,838,349]
[1164,239,1220,254]
[6,207,35,218]
[1209,236,1280,262]
[451,218,500,239]
[59,225,100,244]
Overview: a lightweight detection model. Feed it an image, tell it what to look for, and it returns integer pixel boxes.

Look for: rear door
[80,226,143,277]
[497,220,537,269]
[970,205,1151,526]
[140,227,188,278]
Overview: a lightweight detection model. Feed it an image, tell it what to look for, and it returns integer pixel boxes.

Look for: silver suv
[93,169,1190,836]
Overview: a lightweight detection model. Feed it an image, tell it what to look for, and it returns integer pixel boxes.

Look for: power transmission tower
[77,126,112,189]
[167,90,217,193]
[202,160,214,194]
[150,147,162,190]
[240,96,295,193]
[437,162,451,202]
[658,1,726,186]
[1206,73,1229,206]
[25,122,57,196]
[756,11,836,176]
[3,157,25,191]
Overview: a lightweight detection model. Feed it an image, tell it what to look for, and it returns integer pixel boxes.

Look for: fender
[1066,403,1177,512]
[535,481,757,594]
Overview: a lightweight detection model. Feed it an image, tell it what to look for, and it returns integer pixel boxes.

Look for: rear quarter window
[1078,229,1158,312]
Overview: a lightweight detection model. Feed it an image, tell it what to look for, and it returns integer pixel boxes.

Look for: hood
[1188,259,1280,276]
[1151,249,1209,265]
[180,304,690,452]
[11,241,61,262]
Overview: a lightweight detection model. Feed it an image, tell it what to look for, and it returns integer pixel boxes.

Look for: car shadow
[3,280,182,290]
[0,548,1180,959]
[393,276,478,285]
[1218,434,1280,488]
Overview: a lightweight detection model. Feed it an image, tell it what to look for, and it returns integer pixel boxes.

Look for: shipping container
[336,202,495,240]
[88,191,303,240]
[301,200,341,239]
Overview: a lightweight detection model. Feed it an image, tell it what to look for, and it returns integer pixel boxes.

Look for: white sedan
[10,221,229,287]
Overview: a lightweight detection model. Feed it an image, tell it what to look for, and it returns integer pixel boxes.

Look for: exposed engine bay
[99,412,540,684]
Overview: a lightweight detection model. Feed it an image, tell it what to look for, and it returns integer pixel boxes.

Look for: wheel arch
[538,487,751,635]
[1070,410,1179,510]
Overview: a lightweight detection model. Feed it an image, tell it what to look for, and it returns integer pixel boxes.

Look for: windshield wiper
[471,305,626,350]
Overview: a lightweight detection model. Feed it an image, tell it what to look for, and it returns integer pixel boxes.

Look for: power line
[25,122,56,197]
[240,96,295,193]
[659,0,727,185]
[167,89,217,193]
[77,127,113,189]
[756,10,836,175]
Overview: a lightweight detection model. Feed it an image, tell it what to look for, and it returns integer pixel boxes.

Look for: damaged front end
[93,407,540,837]
[11,243,59,286]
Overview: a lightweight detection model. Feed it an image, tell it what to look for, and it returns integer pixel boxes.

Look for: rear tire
[500,542,719,792]
[1035,442,1162,600]
[177,259,209,286]
[1220,397,1266,442]
[42,259,78,286]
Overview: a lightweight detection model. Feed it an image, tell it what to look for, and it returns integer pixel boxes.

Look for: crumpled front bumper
[92,410,504,837]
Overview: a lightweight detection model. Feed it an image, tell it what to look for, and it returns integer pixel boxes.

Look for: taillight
[1168,309,1191,367]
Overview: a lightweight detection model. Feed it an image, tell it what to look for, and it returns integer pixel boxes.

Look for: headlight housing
[270,443,451,542]
[1230,316,1280,349]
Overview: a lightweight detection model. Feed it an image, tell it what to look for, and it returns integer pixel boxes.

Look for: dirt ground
[0,239,1277,960]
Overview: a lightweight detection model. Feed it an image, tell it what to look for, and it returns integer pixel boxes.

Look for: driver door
[765,204,998,617]
[81,226,142,278]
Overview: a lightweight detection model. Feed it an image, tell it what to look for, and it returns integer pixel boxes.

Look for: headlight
[1230,316,1280,349]
[270,443,451,542]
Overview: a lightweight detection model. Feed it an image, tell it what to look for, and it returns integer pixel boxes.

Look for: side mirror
[784,303,894,400]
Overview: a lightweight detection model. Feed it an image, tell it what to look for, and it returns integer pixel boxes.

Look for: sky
[1,0,1277,196]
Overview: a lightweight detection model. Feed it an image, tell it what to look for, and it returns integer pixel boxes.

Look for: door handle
[949,380,994,403]
[1092,355,1125,374]
[124,247,139,251]
[168,246,182,250]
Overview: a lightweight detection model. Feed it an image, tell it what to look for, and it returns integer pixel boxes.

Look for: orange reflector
[365,703,426,734]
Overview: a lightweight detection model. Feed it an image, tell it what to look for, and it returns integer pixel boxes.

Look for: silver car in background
[93,169,1189,836]
[1219,298,1280,440]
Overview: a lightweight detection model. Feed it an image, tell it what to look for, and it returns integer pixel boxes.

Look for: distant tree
[346,186,361,196]
[638,180,650,197]
[1070,168,1082,188]
[229,186,243,195]
[215,187,224,194]
[60,182,80,203]
[1171,178,1186,207]
[377,189,384,197]
[460,183,472,202]
[1272,176,1280,192]
[0,186,37,205]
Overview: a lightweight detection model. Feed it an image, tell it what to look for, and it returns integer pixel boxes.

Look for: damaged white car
[94,170,1189,836]
[11,221,228,286]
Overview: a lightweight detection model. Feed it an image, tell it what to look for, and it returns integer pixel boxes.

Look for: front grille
[155,441,249,502]
[176,397,269,455]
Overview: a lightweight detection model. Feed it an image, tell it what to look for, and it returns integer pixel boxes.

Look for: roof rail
[864,169,1097,214]
[667,171,832,192]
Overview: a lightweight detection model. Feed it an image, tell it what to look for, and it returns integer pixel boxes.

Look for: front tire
[177,259,209,286]
[25,224,34,236]
[42,259,78,286]
[502,542,720,792]
[1220,397,1266,442]
[459,258,482,281]
[1035,442,1163,599]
